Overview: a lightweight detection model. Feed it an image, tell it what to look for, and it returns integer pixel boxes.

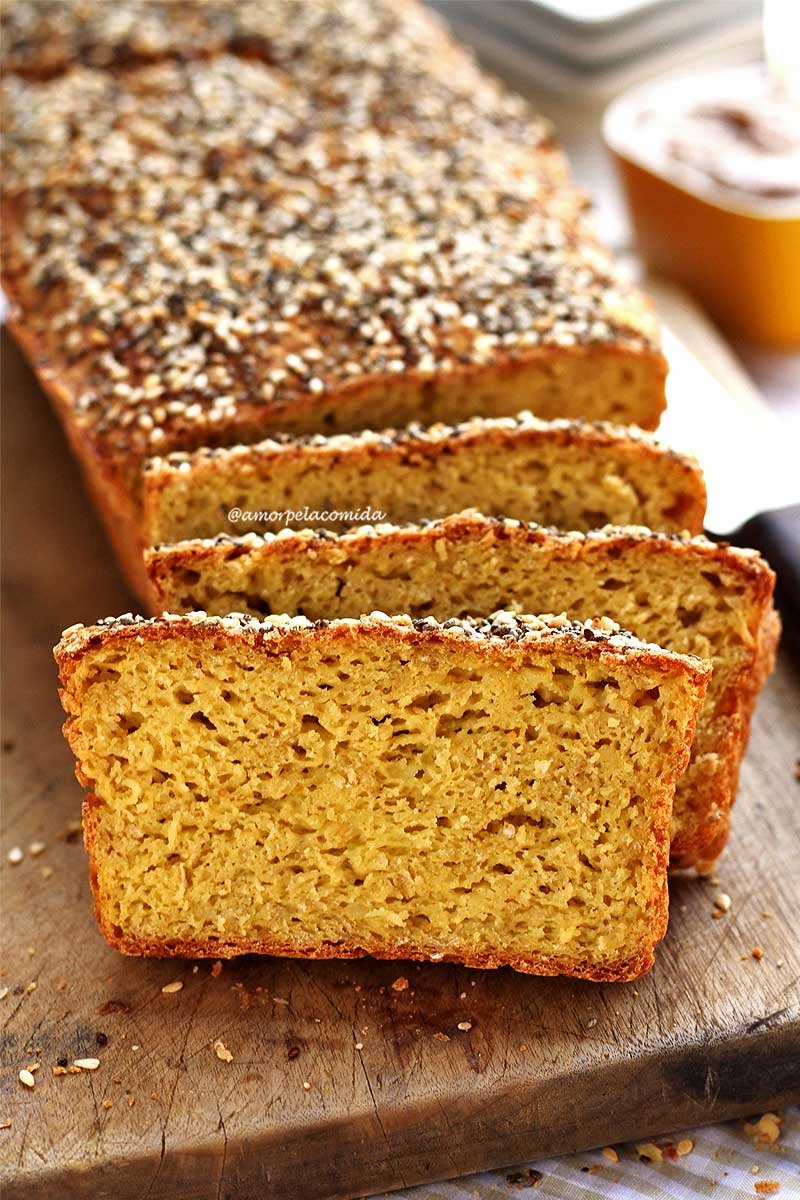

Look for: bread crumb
[391,976,409,992]
[161,980,183,994]
[211,961,223,978]
[102,1100,113,1110]
[7,847,23,865]
[713,893,731,912]
[754,1183,780,1195]
[677,1139,694,1156]
[213,1039,233,1063]
[506,1168,543,1188]
[744,1113,782,1144]
[637,1142,663,1163]
[302,1080,311,1090]
[354,1042,364,1051]
[602,1147,619,1163]
[457,1020,472,1031]
[0,1120,11,1130]
[752,947,763,960]
[28,841,46,857]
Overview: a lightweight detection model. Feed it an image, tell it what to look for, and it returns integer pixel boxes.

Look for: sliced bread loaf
[146,514,778,868]
[55,611,709,979]
[143,413,706,546]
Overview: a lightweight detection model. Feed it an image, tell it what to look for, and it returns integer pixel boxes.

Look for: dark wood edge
[4,1019,798,1200]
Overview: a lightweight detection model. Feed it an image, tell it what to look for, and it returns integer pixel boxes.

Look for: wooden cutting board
[1,329,798,1200]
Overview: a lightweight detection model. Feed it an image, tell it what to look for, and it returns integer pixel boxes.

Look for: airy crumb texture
[1,0,664,599]
[143,413,705,546]
[55,612,709,980]
[146,514,778,868]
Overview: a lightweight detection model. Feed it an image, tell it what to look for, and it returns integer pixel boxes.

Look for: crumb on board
[0,1121,11,1130]
[457,1020,472,1031]
[676,1139,694,1157]
[391,976,409,992]
[211,961,223,978]
[755,1183,780,1195]
[602,1147,619,1163]
[302,1080,311,1091]
[7,847,23,865]
[752,947,764,960]
[637,1143,663,1163]
[213,1039,233,1063]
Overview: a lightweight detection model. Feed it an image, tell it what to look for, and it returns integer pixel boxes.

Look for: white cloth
[377,1108,799,1199]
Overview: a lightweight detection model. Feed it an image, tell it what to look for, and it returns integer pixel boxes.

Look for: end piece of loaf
[55,610,709,980]
[1,0,665,601]
[146,513,778,868]
[143,413,706,546]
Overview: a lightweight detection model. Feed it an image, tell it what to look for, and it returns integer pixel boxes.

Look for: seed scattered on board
[213,1039,233,1062]
[161,980,183,994]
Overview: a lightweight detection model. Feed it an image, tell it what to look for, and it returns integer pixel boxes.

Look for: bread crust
[144,513,777,870]
[57,611,709,982]
[1,0,666,600]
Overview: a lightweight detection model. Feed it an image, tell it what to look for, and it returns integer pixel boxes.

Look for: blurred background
[429,0,800,474]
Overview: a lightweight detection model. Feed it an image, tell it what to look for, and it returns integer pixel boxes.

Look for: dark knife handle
[727,505,800,649]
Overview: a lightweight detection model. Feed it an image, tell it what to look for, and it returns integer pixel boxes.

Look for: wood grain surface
[1,329,798,1199]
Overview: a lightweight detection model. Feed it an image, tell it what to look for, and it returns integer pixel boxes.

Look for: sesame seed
[18,1070,35,1089]
[161,980,183,994]
[7,847,23,865]
[73,1058,100,1070]
[1,6,655,472]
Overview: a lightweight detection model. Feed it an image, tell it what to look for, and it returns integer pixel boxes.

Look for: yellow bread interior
[56,613,709,980]
[147,516,778,867]
[142,414,704,545]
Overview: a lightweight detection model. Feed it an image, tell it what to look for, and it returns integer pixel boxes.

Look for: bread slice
[1,0,665,602]
[55,610,709,980]
[146,514,778,868]
[143,413,706,546]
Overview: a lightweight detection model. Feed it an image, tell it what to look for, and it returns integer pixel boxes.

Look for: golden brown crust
[2,1,666,603]
[60,611,707,982]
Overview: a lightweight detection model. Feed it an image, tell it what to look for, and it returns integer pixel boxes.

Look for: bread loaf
[146,513,778,868]
[55,610,709,979]
[1,0,666,600]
